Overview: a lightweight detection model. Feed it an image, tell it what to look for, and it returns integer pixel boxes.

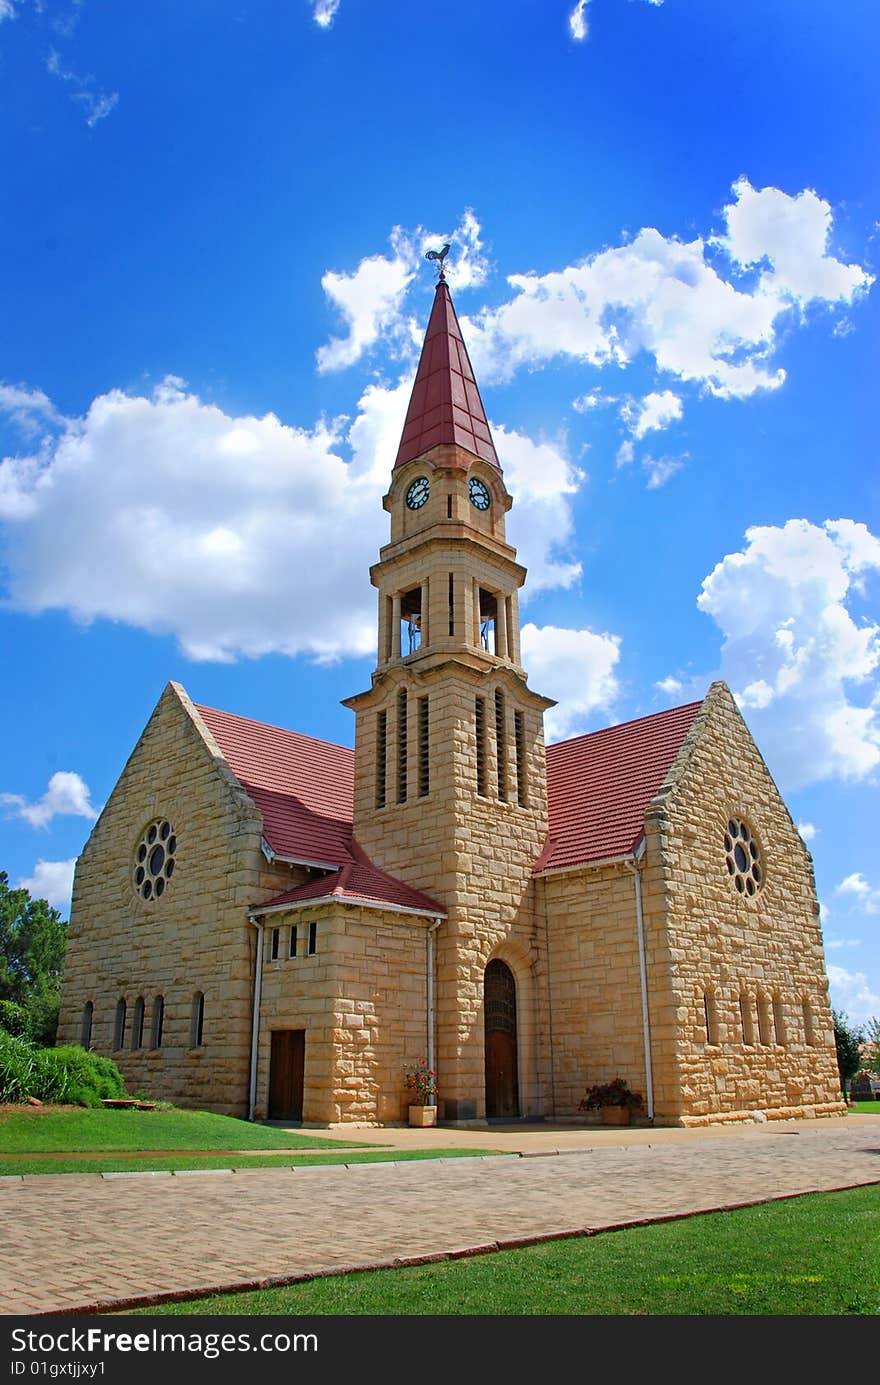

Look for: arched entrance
[484,959,519,1118]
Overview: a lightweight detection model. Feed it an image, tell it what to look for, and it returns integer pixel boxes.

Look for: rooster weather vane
[425,242,451,281]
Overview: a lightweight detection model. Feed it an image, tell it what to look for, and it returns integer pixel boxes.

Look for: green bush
[35,1046,127,1107]
[0,1029,41,1102]
[0,1000,30,1038]
[0,1032,126,1106]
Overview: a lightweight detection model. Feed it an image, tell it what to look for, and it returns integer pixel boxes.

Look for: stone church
[58,270,844,1128]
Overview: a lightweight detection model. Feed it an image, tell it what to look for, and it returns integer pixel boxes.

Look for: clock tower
[344,269,554,1121]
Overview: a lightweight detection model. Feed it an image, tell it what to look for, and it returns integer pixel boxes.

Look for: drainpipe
[624,840,654,1121]
[247,917,264,1122]
[427,917,442,1086]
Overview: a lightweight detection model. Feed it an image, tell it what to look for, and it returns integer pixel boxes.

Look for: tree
[862,1016,880,1075]
[832,1009,865,1097]
[0,872,67,1046]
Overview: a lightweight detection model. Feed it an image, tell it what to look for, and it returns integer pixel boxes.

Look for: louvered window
[397,690,408,804]
[495,689,507,801]
[475,697,487,797]
[514,710,526,806]
[418,696,430,797]
[375,710,387,808]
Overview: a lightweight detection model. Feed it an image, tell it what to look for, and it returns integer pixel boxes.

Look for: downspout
[427,917,442,1089]
[624,839,654,1121]
[247,917,265,1122]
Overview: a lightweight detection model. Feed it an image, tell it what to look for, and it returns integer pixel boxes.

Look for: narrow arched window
[80,1001,93,1049]
[151,995,164,1049]
[772,993,786,1047]
[802,997,816,1046]
[190,991,204,1048]
[113,997,127,1051]
[739,992,755,1045]
[131,996,145,1050]
[757,995,773,1046]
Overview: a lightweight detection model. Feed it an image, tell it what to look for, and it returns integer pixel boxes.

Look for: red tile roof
[254,843,445,918]
[196,696,703,906]
[196,703,444,917]
[535,701,702,872]
[394,279,500,471]
[196,704,354,867]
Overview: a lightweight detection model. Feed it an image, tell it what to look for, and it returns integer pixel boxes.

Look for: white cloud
[642,452,686,489]
[0,1,19,23]
[569,1,589,41]
[796,821,817,842]
[720,179,871,305]
[836,873,880,913]
[621,389,683,439]
[0,376,585,664]
[0,771,99,830]
[492,424,583,595]
[569,0,662,43]
[313,0,341,27]
[827,965,880,1026]
[697,518,880,788]
[656,676,684,698]
[317,211,489,373]
[825,938,862,950]
[316,236,415,374]
[521,622,621,741]
[615,439,634,470]
[0,383,67,438]
[46,48,118,126]
[838,872,871,897]
[17,859,76,912]
[573,389,617,413]
[461,179,871,401]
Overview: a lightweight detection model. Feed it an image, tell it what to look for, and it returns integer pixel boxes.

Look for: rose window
[724,817,762,897]
[133,819,177,901]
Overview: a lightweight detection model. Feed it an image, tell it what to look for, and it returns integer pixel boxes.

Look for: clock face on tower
[405,476,430,510]
[468,477,491,511]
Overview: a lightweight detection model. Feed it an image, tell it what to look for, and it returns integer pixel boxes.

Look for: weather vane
[425,242,451,281]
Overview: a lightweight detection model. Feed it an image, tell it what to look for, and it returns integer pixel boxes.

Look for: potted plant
[578,1076,643,1126]
[404,1058,438,1126]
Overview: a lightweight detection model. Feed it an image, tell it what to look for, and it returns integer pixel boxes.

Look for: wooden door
[268,1029,305,1120]
[484,960,519,1118]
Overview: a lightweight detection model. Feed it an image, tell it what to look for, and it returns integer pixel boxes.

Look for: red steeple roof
[394,279,500,470]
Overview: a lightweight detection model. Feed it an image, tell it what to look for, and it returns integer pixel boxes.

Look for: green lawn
[0,1107,367,1153]
[134,1186,880,1317]
[0,1148,494,1176]
[850,1101,880,1114]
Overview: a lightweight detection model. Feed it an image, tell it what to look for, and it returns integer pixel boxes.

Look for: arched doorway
[484,959,519,1118]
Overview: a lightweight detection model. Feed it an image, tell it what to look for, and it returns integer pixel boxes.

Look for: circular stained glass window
[133,819,177,902]
[724,817,763,897]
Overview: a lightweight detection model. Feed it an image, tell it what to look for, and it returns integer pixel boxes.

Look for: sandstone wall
[254,905,430,1124]
[57,683,300,1116]
[646,682,844,1124]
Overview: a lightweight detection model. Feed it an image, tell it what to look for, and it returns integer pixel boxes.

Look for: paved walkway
[1,1116,879,1315]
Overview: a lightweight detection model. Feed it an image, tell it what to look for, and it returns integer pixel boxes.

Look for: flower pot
[600,1105,631,1126]
[408,1104,438,1127]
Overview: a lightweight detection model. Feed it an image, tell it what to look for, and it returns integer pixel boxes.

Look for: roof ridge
[548,699,704,752]
[196,703,352,756]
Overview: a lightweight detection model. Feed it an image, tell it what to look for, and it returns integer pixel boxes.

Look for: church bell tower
[344,258,554,1121]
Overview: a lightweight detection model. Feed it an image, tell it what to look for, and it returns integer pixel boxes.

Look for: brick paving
[1,1117,878,1315]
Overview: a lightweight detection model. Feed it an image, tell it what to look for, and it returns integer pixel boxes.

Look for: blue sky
[1,1,878,1025]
